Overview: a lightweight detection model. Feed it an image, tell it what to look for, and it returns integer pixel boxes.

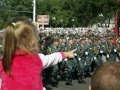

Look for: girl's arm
[39,52,65,69]
[39,49,76,69]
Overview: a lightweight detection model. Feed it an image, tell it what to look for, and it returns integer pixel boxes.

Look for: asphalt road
[44,78,91,90]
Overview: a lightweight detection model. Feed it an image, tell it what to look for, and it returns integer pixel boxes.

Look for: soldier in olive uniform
[58,36,67,79]
[46,38,60,86]
[64,38,75,85]
[72,36,80,79]
[106,38,113,61]
[84,37,93,77]
[91,37,102,72]
[76,37,88,83]
[96,38,103,65]
[108,37,119,61]
[111,45,119,61]
[75,38,86,83]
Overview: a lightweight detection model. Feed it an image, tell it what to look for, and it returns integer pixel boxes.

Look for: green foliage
[0,0,119,29]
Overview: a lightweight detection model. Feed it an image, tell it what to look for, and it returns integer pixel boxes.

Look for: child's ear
[89,85,91,90]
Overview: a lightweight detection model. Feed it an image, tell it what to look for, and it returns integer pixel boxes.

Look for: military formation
[0,27,119,87]
[38,28,120,87]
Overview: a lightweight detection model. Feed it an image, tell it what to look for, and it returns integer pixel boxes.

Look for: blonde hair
[2,18,39,75]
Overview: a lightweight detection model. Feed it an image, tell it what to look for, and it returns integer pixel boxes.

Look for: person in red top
[0,18,76,90]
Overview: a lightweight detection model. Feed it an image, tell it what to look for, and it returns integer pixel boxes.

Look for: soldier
[75,38,86,83]
[46,38,60,86]
[76,37,88,83]
[64,38,75,85]
[101,37,110,63]
[59,36,67,51]
[58,36,67,79]
[91,37,100,72]
[95,37,103,65]
[84,37,93,77]
[109,37,119,61]
[72,36,80,79]
[106,37,114,61]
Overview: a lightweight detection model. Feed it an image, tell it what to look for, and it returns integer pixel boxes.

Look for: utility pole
[33,0,36,22]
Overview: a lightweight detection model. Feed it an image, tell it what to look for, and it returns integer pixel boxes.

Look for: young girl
[0,18,75,90]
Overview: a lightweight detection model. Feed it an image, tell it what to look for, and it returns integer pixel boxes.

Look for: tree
[0,0,33,29]
[0,0,118,29]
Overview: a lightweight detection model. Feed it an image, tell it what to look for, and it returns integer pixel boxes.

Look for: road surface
[44,78,91,90]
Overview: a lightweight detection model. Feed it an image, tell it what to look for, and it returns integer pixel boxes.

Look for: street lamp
[60,19,63,27]
[52,17,56,20]
[71,19,75,22]
[52,17,56,27]
[99,13,103,17]
[33,0,36,22]
[71,19,75,27]
[98,13,104,27]
[60,19,63,22]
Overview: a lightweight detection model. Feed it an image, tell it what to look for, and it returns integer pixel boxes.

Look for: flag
[113,10,119,45]
[119,0,120,3]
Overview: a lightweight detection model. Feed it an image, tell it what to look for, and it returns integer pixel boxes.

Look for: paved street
[44,78,91,90]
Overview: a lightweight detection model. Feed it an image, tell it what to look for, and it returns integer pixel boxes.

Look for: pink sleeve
[39,52,66,69]
[60,52,66,60]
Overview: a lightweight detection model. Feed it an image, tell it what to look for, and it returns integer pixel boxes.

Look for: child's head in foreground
[91,61,120,90]
[2,18,38,74]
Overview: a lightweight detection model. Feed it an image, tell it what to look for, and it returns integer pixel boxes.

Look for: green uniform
[46,44,60,86]
[64,44,75,85]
